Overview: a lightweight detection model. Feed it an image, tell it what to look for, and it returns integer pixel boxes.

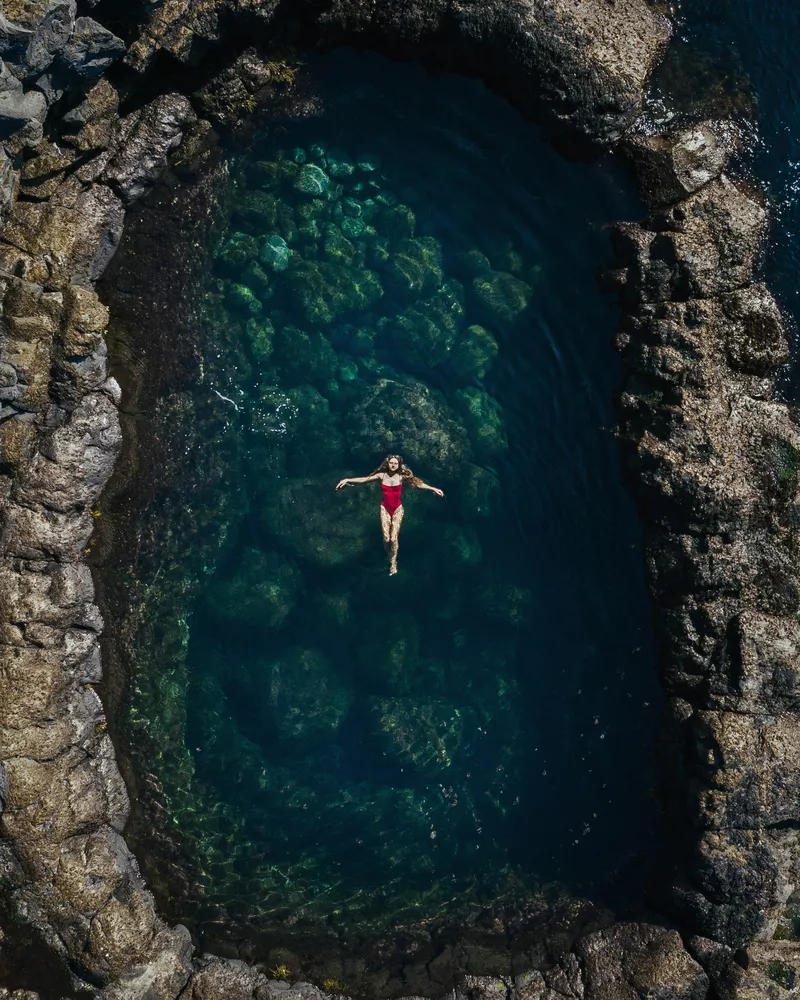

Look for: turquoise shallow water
[105,50,661,956]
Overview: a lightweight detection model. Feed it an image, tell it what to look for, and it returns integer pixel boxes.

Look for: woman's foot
[389,561,398,576]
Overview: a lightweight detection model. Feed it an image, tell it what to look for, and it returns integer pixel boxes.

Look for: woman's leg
[388,506,404,574]
[380,505,392,559]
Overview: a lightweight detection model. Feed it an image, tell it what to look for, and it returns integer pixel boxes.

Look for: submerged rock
[346,376,471,477]
[214,231,258,275]
[371,697,465,774]
[454,387,508,460]
[473,270,532,321]
[260,233,291,272]
[266,646,352,742]
[206,548,302,631]
[293,163,330,195]
[447,324,499,380]
[261,476,376,567]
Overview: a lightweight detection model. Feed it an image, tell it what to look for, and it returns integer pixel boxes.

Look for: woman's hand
[432,487,444,497]
[336,479,350,490]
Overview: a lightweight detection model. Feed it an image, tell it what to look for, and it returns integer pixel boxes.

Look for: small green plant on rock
[766,959,796,989]
[775,438,799,485]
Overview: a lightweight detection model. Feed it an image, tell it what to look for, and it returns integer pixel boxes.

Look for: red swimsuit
[381,482,403,516]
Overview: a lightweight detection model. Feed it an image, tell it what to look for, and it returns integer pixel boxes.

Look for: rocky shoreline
[1,0,799,997]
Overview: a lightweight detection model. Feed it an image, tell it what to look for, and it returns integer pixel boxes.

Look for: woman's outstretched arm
[413,480,445,497]
[336,473,383,489]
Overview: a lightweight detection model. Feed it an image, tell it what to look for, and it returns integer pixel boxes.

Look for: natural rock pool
[97,50,662,982]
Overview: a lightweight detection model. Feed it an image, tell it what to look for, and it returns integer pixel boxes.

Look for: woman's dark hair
[372,454,423,486]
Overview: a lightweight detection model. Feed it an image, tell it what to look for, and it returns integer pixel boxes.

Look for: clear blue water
[105,50,662,966]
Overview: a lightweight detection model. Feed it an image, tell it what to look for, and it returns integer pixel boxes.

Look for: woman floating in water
[336,454,444,575]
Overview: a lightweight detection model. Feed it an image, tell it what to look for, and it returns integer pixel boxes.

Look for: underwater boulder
[370,696,465,775]
[356,610,422,695]
[294,163,330,196]
[366,237,391,267]
[274,325,339,384]
[214,231,258,276]
[296,197,327,222]
[340,216,366,240]
[233,189,278,229]
[346,376,471,479]
[276,202,299,244]
[326,147,355,179]
[226,282,262,317]
[266,646,352,742]
[454,387,508,460]
[321,223,356,266]
[309,586,351,628]
[456,249,492,276]
[380,279,464,371]
[261,476,377,568]
[245,317,274,364]
[330,323,377,356]
[246,160,281,190]
[356,153,381,172]
[205,547,302,632]
[242,260,273,302]
[260,234,291,272]
[447,324,499,381]
[384,236,443,302]
[376,202,416,240]
[343,197,363,218]
[285,259,383,326]
[283,383,346,475]
[441,523,483,569]
[472,270,532,321]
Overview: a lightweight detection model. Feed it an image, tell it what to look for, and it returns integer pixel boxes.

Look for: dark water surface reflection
[103,50,660,966]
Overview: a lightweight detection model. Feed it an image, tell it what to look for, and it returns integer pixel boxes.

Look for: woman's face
[387,457,400,472]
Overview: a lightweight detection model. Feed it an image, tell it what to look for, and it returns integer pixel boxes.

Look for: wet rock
[615,178,766,303]
[19,139,76,199]
[58,16,123,80]
[102,93,196,203]
[0,59,46,148]
[627,122,736,206]
[0,2,123,103]
[0,145,17,218]
[124,0,671,145]
[185,956,268,1000]
[0,177,124,285]
[575,923,709,999]
[721,283,788,375]
[59,76,120,152]
[101,925,194,1000]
